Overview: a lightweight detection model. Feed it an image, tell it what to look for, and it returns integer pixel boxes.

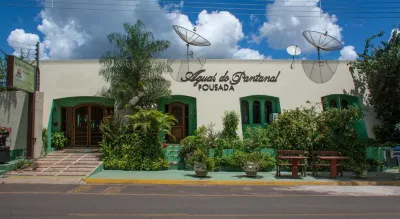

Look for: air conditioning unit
[269,113,279,122]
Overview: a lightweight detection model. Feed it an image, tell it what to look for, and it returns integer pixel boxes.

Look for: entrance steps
[6,149,102,177]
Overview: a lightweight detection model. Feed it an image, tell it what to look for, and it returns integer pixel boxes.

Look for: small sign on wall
[6,56,35,93]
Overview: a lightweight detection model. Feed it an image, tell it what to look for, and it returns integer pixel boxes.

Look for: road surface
[0,184,399,218]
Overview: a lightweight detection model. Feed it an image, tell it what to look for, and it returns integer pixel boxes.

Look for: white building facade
[39,59,381,148]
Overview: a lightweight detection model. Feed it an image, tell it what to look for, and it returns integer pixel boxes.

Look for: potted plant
[354,162,371,179]
[243,151,263,177]
[0,125,12,163]
[51,132,68,150]
[243,161,260,177]
[193,149,208,177]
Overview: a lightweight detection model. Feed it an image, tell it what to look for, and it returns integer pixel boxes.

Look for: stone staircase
[7,149,101,177]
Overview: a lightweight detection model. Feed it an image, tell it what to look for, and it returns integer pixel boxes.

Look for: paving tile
[79,158,100,161]
[74,161,101,165]
[63,168,95,172]
[57,172,90,176]
[69,165,100,168]
[7,171,36,176]
[40,157,65,160]
[43,168,64,172]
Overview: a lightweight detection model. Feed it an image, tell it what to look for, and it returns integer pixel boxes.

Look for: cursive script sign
[180,69,280,91]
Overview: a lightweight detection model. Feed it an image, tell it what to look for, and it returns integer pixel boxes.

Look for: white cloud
[232,48,270,59]
[8,0,268,60]
[254,0,343,54]
[7,29,49,60]
[339,45,358,60]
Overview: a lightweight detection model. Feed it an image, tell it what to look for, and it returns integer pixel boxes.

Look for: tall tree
[99,20,172,110]
[348,29,400,142]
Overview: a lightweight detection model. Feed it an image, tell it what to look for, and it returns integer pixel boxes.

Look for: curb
[82,178,400,186]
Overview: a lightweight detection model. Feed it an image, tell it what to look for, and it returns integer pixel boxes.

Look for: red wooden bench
[276,150,308,177]
[311,151,344,177]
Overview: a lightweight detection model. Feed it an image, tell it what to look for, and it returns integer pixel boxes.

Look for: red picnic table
[278,155,308,178]
[316,156,350,178]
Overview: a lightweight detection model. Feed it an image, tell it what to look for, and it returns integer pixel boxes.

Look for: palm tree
[99,20,172,110]
[126,109,177,138]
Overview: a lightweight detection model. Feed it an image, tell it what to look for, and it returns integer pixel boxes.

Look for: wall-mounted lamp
[52,107,58,126]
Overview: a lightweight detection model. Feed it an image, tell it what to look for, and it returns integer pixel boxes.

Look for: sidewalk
[83,168,400,186]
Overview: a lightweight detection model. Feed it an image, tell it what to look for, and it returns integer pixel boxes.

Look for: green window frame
[321,94,369,141]
[239,95,281,134]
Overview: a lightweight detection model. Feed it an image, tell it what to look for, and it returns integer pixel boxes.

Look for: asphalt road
[0,184,399,219]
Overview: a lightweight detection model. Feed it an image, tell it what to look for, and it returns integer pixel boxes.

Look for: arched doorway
[72,104,112,147]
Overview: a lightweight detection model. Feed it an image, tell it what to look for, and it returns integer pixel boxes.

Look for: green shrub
[99,110,171,171]
[179,124,219,168]
[186,148,215,171]
[216,151,275,171]
[221,110,239,140]
[51,132,68,149]
[42,128,48,156]
[266,106,318,151]
[243,127,270,150]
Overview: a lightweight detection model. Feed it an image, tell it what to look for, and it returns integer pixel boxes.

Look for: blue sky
[0,0,398,60]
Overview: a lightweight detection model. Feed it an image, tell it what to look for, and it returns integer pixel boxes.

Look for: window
[341,99,349,109]
[253,100,261,124]
[239,95,281,129]
[240,100,249,124]
[322,95,357,111]
[330,99,338,108]
[265,100,273,124]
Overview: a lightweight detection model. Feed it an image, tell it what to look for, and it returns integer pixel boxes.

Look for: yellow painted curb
[82,178,400,186]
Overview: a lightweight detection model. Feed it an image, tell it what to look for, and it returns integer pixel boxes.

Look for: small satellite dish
[301,30,343,84]
[169,25,211,82]
[286,45,301,69]
[287,45,301,56]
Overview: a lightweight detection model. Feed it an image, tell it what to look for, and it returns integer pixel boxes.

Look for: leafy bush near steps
[99,111,170,171]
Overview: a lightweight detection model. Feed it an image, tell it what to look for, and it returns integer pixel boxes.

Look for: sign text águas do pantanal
[181,69,280,91]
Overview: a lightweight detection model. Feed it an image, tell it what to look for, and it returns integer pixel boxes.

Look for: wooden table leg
[330,159,337,178]
[292,159,299,178]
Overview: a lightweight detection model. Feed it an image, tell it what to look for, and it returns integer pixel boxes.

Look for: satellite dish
[169,25,211,82]
[302,30,343,60]
[286,45,301,69]
[301,30,343,84]
[301,60,339,84]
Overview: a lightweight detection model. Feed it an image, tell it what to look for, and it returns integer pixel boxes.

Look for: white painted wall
[0,91,44,158]
[0,91,28,152]
[39,59,380,138]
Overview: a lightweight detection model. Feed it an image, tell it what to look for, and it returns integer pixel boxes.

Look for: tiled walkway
[7,150,101,177]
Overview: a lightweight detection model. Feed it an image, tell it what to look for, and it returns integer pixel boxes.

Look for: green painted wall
[47,96,115,152]
[322,94,369,141]
[239,95,281,135]
[10,149,24,160]
[158,95,197,137]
